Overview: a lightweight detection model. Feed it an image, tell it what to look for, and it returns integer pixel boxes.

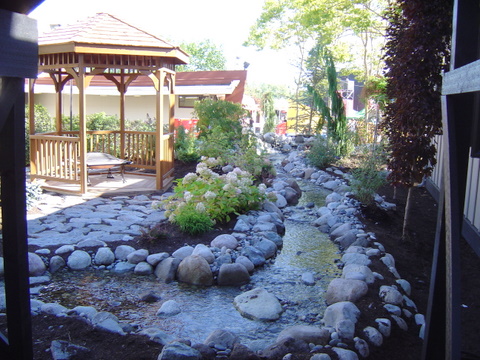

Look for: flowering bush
[162,157,267,234]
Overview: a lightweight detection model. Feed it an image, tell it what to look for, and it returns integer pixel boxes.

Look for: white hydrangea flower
[258,183,267,194]
[184,191,193,202]
[196,202,206,213]
[168,213,176,222]
[182,172,198,185]
[204,191,217,200]
[222,183,234,192]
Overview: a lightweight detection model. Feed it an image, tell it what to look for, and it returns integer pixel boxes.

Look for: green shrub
[194,99,245,145]
[161,157,267,234]
[306,136,338,168]
[350,150,387,205]
[174,125,200,163]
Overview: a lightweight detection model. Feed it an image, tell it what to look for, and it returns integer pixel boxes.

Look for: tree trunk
[402,186,413,241]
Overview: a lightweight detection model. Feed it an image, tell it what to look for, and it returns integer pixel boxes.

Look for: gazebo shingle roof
[39,12,176,49]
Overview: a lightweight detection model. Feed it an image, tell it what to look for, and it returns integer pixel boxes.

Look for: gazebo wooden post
[78,56,88,194]
[155,69,166,189]
[119,69,126,159]
[55,74,63,134]
[28,78,37,174]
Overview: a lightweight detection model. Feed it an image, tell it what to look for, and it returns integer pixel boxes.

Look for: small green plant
[350,149,388,205]
[306,136,338,168]
[173,208,214,235]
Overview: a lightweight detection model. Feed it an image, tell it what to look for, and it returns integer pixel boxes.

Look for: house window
[178,96,201,108]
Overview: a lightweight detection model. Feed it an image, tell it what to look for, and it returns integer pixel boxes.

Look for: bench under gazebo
[28,13,188,195]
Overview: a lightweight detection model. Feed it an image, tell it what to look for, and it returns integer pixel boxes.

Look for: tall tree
[382,0,452,239]
[262,92,277,134]
[177,40,226,72]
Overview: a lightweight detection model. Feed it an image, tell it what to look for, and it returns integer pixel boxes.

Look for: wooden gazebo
[28,13,188,194]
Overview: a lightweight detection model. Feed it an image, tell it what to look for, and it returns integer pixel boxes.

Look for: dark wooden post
[0,9,38,359]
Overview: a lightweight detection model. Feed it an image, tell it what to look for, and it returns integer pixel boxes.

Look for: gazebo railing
[29,130,174,190]
[30,135,81,183]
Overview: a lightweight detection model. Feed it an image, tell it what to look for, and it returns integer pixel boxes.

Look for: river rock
[50,340,91,360]
[341,253,371,266]
[49,255,65,273]
[262,201,284,220]
[134,261,153,275]
[330,223,352,239]
[335,231,357,249]
[333,347,359,360]
[375,318,391,337]
[229,343,260,360]
[204,329,239,350]
[379,285,403,305]
[113,261,136,273]
[234,288,283,321]
[94,247,115,266]
[284,187,300,205]
[243,246,266,267]
[262,337,309,359]
[192,244,215,264]
[157,341,202,360]
[127,249,149,264]
[155,257,181,283]
[146,252,169,266]
[323,302,361,328]
[114,245,136,260]
[363,326,383,346]
[157,300,181,317]
[211,234,238,250]
[342,264,375,284]
[326,278,368,304]
[217,263,250,286]
[354,337,369,358]
[253,238,277,259]
[28,252,46,276]
[336,319,356,341]
[396,279,412,296]
[275,193,288,208]
[276,325,330,345]
[259,231,284,247]
[41,302,68,316]
[233,219,251,232]
[67,250,91,270]
[235,255,255,273]
[177,255,213,286]
[172,245,194,260]
[301,272,315,286]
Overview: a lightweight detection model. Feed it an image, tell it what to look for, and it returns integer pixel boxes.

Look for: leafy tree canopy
[245,83,291,100]
[382,0,452,187]
[177,39,227,72]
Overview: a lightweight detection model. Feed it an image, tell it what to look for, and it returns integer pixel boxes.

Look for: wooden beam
[442,59,480,95]
[78,55,88,194]
[0,76,33,360]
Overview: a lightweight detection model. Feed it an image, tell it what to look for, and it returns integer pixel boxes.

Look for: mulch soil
[1,160,480,359]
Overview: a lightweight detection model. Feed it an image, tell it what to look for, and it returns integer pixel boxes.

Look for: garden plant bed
[1,160,479,359]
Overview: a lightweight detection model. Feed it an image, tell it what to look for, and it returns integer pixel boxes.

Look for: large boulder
[192,244,215,264]
[217,263,250,286]
[28,252,46,276]
[66,250,91,271]
[155,257,181,283]
[210,234,238,250]
[177,255,213,286]
[322,301,361,328]
[157,341,202,360]
[234,288,283,321]
[325,278,368,305]
[276,325,330,345]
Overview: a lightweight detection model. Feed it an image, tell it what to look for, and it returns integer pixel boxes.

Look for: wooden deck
[38,172,172,197]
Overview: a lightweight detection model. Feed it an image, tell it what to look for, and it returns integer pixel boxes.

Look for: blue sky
[29,0,297,87]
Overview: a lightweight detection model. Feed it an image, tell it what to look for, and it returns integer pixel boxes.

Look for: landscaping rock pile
[0,141,425,359]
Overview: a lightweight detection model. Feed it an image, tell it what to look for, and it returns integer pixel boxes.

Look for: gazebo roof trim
[38,12,188,60]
